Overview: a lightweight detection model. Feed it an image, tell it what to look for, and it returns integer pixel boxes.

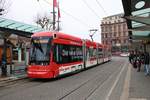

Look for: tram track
[0,60,112,90]
[58,59,125,100]
[0,60,114,98]
[0,78,55,97]
[0,57,127,100]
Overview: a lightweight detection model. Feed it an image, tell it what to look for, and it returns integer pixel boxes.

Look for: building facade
[101,13,129,54]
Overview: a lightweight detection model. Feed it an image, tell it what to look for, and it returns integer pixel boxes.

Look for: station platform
[0,61,27,85]
[129,64,150,100]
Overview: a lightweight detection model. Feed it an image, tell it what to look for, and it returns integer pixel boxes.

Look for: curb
[0,75,27,87]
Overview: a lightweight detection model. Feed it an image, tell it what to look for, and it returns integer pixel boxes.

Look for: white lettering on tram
[59,63,83,75]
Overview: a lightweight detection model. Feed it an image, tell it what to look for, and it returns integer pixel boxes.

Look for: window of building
[114,32,116,37]
[123,24,126,30]
[105,34,107,38]
[101,34,104,38]
[103,34,105,38]
[102,41,104,44]
[110,26,112,32]
[119,40,121,44]
[123,32,126,36]
[114,40,117,44]
[101,27,104,32]
[105,40,108,45]
[125,40,128,44]
[126,32,129,36]
[124,40,126,44]
[116,33,118,37]
[110,33,112,38]
[112,33,114,37]
[121,40,124,43]
[118,32,121,37]
[118,24,121,31]
[105,26,107,32]
[114,26,116,32]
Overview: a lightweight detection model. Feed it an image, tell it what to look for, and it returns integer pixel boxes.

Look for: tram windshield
[29,37,52,65]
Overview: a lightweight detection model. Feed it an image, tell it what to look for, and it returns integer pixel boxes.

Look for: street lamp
[89,29,98,41]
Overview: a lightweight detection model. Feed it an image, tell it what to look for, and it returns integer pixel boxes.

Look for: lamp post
[89,29,98,41]
[52,0,56,31]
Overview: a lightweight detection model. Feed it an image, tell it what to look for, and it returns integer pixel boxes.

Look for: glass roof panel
[132,8,150,16]
[131,0,150,37]
[132,31,150,36]
[0,17,45,33]
[132,21,145,27]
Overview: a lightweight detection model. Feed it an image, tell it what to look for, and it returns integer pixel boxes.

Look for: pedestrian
[1,53,7,76]
[129,50,134,64]
[132,51,137,69]
[143,52,150,76]
[140,51,145,64]
[135,51,142,72]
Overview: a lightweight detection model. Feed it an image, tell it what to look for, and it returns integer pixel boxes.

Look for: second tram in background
[27,32,111,79]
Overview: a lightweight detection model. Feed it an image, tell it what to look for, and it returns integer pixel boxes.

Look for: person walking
[143,52,150,76]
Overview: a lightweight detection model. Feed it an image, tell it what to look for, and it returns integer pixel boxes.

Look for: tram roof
[32,31,83,42]
[85,40,97,47]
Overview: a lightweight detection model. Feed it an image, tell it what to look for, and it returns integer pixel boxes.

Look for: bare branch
[0,0,12,16]
[34,13,53,31]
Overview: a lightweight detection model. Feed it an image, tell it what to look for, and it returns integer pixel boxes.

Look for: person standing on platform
[135,51,142,72]
[143,52,150,76]
[129,50,134,64]
[1,53,7,76]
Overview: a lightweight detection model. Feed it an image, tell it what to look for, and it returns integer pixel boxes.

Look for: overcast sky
[4,0,124,43]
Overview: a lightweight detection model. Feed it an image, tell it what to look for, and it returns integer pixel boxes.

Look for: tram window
[98,48,103,58]
[86,47,97,60]
[53,44,83,64]
[53,44,62,63]
[86,48,89,60]
[93,49,97,58]
[89,48,93,57]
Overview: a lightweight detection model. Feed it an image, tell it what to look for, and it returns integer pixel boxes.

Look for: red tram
[27,32,111,78]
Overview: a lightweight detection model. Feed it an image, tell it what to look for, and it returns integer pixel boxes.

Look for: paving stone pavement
[129,64,150,100]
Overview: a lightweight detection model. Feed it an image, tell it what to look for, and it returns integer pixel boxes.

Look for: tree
[35,14,53,31]
[34,13,62,31]
[0,0,11,16]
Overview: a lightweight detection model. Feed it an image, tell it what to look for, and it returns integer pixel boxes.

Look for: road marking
[105,62,127,100]
[120,63,131,100]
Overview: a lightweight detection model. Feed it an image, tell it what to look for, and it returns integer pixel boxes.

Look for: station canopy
[122,0,150,41]
[0,17,45,38]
